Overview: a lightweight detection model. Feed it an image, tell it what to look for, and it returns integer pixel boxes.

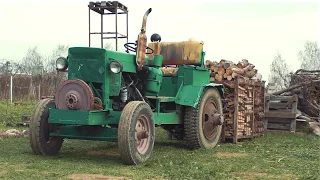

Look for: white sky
[0,0,319,82]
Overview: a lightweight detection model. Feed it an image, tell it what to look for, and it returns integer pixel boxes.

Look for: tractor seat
[147,41,203,77]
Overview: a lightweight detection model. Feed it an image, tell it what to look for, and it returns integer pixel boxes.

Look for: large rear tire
[118,101,155,165]
[29,98,64,155]
[184,88,223,149]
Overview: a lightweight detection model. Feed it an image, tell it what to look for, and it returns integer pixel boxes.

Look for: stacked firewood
[224,83,254,138]
[206,59,265,141]
[254,83,265,133]
[205,59,262,81]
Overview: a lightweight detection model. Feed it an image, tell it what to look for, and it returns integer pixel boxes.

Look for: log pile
[221,78,265,143]
[271,69,320,136]
[205,59,262,82]
[273,69,320,119]
[206,59,266,143]
[224,82,253,137]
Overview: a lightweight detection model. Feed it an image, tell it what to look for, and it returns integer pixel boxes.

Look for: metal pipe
[141,8,152,33]
[101,14,103,48]
[135,8,152,70]
[126,10,128,44]
[115,6,118,50]
[88,7,91,47]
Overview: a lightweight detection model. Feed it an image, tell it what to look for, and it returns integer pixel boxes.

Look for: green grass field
[0,127,319,180]
[0,100,36,126]
[0,101,319,180]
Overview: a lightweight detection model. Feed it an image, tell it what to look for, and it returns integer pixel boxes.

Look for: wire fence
[0,72,67,102]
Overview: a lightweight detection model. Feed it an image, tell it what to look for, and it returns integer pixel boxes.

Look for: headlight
[56,57,68,71]
[109,61,123,74]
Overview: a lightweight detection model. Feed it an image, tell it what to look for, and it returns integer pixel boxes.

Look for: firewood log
[213,66,219,73]
[223,73,228,79]
[243,64,255,72]
[245,69,257,78]
[237,62,245,69]
[232,67,245,75]
[223,60,234,69]
[232,72,238,78]
[205,60,212,67]
[226,67,233,75]
[218,67,225,75]
[219,59,226,67]
[210,66,215,72]
[215,74,223,81]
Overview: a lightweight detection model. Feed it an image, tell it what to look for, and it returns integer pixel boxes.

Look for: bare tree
[298,41,320,70]
[0,60,24,75]
[20,46,44,75]
[0,60,11,74]
[269,51,293,89]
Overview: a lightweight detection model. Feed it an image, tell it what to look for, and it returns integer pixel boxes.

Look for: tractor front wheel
[118,101,155,165]
[184,88,223,149]
[29,98,64,155]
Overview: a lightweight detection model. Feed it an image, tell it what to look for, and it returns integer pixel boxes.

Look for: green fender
[175,83,224,108]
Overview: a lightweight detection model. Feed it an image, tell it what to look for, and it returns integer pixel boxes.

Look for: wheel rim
[202,98,220,141]
[135,114,151,154]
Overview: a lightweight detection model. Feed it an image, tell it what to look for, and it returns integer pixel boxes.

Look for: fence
[0,72,67,102]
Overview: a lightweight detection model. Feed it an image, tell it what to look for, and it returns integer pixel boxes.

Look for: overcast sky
[0,0,319,82]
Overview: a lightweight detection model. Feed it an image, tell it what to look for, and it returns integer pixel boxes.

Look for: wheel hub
[55,79,94,111]
[202,99,221,141]
[135,115,151,154]
[65,92,79,109]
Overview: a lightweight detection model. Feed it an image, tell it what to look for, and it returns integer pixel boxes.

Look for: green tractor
[29,5,225,165]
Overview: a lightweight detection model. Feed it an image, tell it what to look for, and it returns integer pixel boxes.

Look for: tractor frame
[29,1,225,165]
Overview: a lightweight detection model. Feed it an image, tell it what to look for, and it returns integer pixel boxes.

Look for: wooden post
[290,95,298,132]
[10,75,13,104]
[252,83,255,134]
[233,77,239,143]
[264,95,270,131]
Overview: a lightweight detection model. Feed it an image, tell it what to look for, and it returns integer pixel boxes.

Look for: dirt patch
[216,152,249,158]
[67,174,128,180]
[0,129,29,138]
[86,151,120,157]
[232,172,297,180]
[0,170,7,176]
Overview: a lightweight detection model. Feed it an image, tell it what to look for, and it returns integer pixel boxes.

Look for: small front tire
[29,98,64,155]
[118,101,155,165]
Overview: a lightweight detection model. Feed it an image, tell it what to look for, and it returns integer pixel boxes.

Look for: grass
[0,100,36,126]
[0,101,319,179]
[0,127,319,180]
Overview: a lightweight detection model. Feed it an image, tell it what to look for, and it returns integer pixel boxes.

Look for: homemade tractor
[29,2,225,165]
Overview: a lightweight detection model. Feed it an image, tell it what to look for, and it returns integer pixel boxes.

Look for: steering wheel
[124,42,154,54]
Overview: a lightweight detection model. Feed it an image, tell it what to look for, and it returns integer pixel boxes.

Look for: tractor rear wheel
[118,101,155,165]
[29,98,64,155]
[184,88,223,149]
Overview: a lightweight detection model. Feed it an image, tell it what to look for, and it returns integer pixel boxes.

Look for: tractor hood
[67,47,106,83]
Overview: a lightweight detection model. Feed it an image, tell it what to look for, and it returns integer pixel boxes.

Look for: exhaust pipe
[141,8,152,33]
[136,8,152,71]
